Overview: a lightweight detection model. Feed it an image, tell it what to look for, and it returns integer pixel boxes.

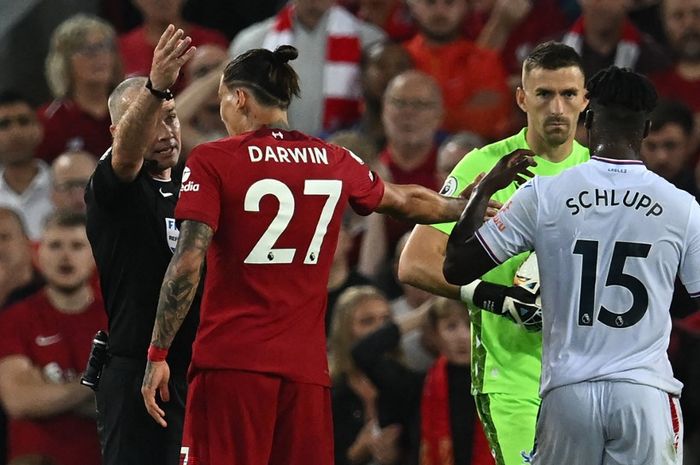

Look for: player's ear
[515,86,527,113]
[584,109,593,129]
[643,119,651,138]
[234,88,247,109]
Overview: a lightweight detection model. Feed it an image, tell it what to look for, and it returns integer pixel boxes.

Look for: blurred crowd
[0,0,699,464]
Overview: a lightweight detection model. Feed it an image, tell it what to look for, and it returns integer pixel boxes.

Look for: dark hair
[43,210,87,231]
[523,41,583,75]
[0,90,33,109]
[649,99,694,136]
[586,66,657,114]
[223,45,301,109]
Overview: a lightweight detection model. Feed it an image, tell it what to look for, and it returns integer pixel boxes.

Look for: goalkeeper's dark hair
[523,41,583,75]
[223,45,300,109]
[586,66,657,115]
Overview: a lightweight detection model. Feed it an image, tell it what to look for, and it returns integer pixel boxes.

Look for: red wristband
[147,344,169,362]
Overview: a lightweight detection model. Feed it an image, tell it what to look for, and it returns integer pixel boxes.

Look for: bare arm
[0,356,92,419]
[375,182,466,225]
[357,213,387,279]
[112,25,196,181]
[176,66,225,155]
[398,225,461,299]
[476,0,532,51]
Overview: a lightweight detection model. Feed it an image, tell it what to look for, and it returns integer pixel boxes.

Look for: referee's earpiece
[643,120,651,138]
[584,109,593,129]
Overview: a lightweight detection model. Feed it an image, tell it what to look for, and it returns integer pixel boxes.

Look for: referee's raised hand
[149,24,197,92]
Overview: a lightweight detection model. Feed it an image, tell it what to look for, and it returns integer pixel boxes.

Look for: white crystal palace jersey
[476,156,700,396]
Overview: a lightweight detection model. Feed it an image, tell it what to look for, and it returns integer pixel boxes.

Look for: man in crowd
[0,212,106,465]
[652,0,700,152]
[85,25,198,465]
[399,42,589,465]
[230,0,385,135]
[51,150,97,214]
[0,92,52,240]
[641,99,699,199]
[404,0,511,138]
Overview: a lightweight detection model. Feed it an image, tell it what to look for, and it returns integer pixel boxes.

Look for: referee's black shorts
[96,356,187,465]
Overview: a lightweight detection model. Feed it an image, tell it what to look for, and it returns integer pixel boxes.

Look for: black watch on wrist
[145,78,174,101]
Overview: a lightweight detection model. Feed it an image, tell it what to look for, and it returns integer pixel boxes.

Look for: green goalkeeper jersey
[433,128,589,395]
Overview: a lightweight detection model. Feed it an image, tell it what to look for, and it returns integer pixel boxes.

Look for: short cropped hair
[649,99,694,136]
[523,41,584,75]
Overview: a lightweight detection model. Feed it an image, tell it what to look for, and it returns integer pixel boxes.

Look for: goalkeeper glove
[460,280,542,332]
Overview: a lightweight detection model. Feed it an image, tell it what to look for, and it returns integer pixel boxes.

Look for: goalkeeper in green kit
[398,42,589,465]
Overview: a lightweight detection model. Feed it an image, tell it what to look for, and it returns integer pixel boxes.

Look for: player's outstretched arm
[444,150,535,285]
[142,220,212,427]
[112,25,196,181]
[375,182,467,225]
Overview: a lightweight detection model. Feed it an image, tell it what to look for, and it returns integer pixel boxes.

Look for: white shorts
[531,381,683,465]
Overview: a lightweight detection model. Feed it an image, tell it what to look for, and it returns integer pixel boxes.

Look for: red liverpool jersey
[176,127,385,385]
[0,290,106,465]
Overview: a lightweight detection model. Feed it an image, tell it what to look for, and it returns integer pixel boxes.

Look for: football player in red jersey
[141,43,520,465]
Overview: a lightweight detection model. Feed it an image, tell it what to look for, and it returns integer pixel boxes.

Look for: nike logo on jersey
[159,188,174,198]
[35,334,62,346]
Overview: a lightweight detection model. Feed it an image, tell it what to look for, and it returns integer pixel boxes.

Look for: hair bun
[273,45,298,64]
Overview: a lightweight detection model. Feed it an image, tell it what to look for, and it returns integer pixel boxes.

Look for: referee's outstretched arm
[108,25,196,182]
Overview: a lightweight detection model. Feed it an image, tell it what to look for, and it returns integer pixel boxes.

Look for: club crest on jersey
[440,176,458,196]
[165,218,179,253]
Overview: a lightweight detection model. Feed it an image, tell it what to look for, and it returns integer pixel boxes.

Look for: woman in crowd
[37,14,122,162]
[329,286,405,465]
[352,297,493,465]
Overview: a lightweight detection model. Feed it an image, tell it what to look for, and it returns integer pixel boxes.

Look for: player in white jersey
[441,66,700,465]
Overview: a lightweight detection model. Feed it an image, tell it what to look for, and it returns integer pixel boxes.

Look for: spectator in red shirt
[0,211,106,465]
[141,44,471,465]
[651,0,700,156]
[0,207,42,311]
[404,0,511,138]
[119,0,228,90]
[38,15,122,163]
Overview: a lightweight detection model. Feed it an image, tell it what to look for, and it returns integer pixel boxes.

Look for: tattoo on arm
[151,220,213,349]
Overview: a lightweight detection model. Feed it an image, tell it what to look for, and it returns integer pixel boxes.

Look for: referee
[85,26,199,465]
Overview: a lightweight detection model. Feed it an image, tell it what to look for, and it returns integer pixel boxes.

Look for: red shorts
[180,369,333,465]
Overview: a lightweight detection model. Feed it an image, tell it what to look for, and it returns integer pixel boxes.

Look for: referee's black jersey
[85,150,199,373]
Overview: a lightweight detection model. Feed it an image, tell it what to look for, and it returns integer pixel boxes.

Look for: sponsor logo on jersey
[35,334,62,346]
[165,217,180,253]
[182,166,191,182]
[440,176,458,196]
[181,181,200,192]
